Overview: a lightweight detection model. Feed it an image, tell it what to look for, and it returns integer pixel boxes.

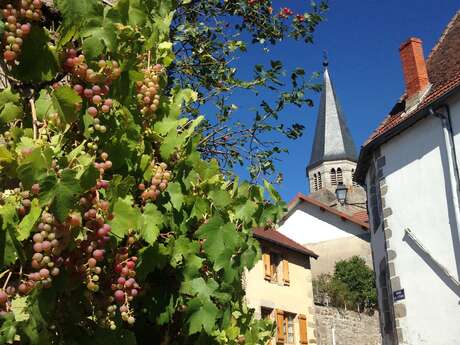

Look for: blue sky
[230,0,459,202]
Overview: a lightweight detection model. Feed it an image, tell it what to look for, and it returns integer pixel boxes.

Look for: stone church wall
[315,305,381,345]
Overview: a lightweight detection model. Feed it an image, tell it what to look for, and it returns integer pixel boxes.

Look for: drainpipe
[430,104,460,279]
[331,319,336,345]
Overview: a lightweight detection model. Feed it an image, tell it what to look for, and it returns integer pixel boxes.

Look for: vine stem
[148,50,151,69]
[30,98,38,140]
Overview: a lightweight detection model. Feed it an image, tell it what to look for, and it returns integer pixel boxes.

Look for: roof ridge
[427,9,460,63]
[287,192,369,229]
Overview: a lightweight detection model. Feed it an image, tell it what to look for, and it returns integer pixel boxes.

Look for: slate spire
[308,63,357,170]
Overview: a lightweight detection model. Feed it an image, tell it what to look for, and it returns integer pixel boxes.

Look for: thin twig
[29,98,38,140]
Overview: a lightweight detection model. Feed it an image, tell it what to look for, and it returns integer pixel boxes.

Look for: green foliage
[313,256,377,312]
[0,0,325,343]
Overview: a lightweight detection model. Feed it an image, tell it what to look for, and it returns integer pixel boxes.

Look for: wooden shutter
[263,253,271,280]
[276,309,285,342]
[282,259,290,285]
[298,314,308,344]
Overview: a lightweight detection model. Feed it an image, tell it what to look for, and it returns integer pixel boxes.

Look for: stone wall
[315,305,381,345]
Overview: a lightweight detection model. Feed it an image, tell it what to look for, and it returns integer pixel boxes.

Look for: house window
[337,168,343,184]
[261,307,273,320]
[318,172,322,189]
[313,173,318,191]
[271,252,282,282]
[330,168,337,186]
[284,313,295,344]
[276,311,307,344]
[262,250,290,285]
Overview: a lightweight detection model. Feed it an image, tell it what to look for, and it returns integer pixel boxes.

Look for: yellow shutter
[263,253,271,280]
[282,259,290,285]
[298,314,308,344]
[276,309,285,342]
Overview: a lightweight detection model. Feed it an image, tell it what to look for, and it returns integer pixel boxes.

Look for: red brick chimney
[399,37,430,99]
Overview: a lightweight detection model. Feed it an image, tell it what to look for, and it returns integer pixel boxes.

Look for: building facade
[279,194,370,277]
[355,10,460,345]
[245,228,318,345]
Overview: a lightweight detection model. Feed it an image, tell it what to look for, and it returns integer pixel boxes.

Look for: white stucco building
[278,60,371,278]
[279,193,370,277]
[355,11,460,345]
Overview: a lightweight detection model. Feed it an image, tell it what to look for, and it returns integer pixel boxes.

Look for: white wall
[279,202,368,245]
[375,92,460,345]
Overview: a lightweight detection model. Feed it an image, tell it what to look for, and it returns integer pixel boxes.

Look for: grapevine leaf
[17,198,41,241]
[0,313,17,344]
[109,196,140,239]
[181,277,218,299]
[208,189,231,209]
[154,117,187,136]
[39,170,82,222]
[82,17,118,60]
[136,244,170,280]
[189,198,209,221]
[12,26,60,82]
[55,0,101,29]
[35,90,56,121]
[0,103,22,122]
[187,297,219,335]
[196,218,239,270]
[0,146,13,163]
[166,182,184,210]
[0,201,19,266]
[114,0,146,26]
[159,129,186,159]
[79,163,99,191]
[107,175,135,203]
[51,86,82,124]
[139,204,163,245]
[0,88,19,106]
[263,179,282,202]
[17,148,52,189]
[233,199,258,223]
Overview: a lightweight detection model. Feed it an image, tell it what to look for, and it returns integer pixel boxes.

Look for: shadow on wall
[402,231,460,298]
[382,114,460,281]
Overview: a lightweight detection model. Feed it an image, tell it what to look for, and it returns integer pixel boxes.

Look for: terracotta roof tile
[352,211,369,224]
[363,10,460,147]
[253,228,319,258]
[287,193,369,230]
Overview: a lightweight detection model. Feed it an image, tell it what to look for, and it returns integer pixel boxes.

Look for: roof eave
[355,83,460,185]
[254,234,319,259]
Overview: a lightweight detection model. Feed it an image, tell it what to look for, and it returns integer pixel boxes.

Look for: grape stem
[2,271,12,290]
[0,269,11,281]
[30,98,38,140]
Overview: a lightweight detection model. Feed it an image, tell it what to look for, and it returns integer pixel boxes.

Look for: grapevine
[0,0,312,344]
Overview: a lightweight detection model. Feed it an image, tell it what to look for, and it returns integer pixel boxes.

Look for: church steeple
[307,61,358,194]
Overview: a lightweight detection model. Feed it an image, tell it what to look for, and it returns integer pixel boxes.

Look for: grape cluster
[135,64,162,118]
[111,250,139,325]
[29,212,69,288]
[16,186,38,218]
[64,49,120,128]
[139,161,171,202]
[78,194,112,292]
[2,0,42,64]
